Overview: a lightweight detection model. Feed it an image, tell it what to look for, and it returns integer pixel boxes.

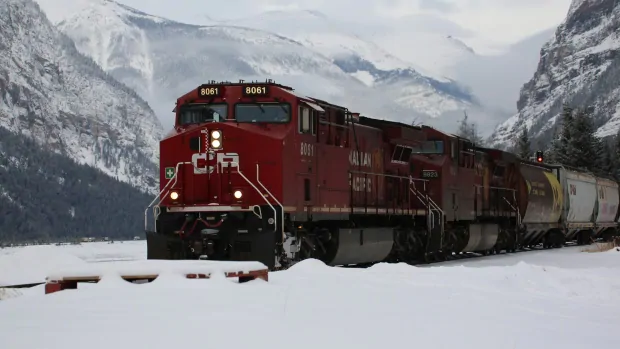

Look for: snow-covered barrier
[44,260,268,294]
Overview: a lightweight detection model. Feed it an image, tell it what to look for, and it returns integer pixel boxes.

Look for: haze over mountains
[32,0,559,136]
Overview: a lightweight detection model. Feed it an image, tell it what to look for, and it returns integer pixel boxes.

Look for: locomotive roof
[180,79,350,112]
[197,79,295,90]
[357,116,423,131]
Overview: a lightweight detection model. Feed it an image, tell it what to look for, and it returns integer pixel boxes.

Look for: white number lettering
[199,87,219,96]
[245,86,267,95]
[351,177,372,193]
[300,142,314,157]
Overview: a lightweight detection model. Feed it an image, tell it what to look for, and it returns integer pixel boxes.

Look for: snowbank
[0,241,145,286]
[1,256,619,349]
[0,246,87,286]
[45,259,267,281]
[1,242,620,348]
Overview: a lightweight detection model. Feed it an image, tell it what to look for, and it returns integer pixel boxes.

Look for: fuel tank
[518,164,563,224]
[461,223,499,252]
[322,228,394,266]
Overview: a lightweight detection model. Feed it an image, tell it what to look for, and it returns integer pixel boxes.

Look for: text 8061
[244,86,268,96]
[199,87,219,96]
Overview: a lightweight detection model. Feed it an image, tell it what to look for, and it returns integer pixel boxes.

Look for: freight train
[145,80,620,270]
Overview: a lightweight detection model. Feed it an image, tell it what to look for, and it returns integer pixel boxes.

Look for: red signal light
[535,151,543,163]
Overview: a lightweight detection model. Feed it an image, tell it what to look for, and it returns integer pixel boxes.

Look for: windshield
[412,141,444,154]
[178,104,227,126]
[234,103,290,123]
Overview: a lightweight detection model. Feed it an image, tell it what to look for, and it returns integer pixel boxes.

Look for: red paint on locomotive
[159,83,293,211]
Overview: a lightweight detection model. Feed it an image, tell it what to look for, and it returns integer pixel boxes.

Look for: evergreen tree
[0,127,152,243]
[547,124,562,164]
[556,104,575,167]
[592,136,613,176]
[614,130,620,180]
[516,126,532,160]
[570,108,598,172]
[600,141,615,177]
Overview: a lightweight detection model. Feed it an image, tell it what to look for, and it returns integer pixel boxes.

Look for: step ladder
[409,176,444,251]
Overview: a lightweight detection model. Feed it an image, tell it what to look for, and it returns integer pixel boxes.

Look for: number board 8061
[197,86,222,97]
[243,85,269,96]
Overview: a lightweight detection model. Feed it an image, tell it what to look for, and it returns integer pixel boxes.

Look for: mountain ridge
[55,0,488,133]
[0,0,163,194]
[487,0,620,149]
[0,0,164,242]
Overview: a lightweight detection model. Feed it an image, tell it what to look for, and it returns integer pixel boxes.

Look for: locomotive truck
[145,80,620,270]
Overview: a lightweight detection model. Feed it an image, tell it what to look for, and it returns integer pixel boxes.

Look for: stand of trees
[0,127,153,244]
[515,103,620,180]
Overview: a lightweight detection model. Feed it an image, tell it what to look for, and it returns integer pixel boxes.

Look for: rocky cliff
[0,0,163,194]
[489,0,620,149]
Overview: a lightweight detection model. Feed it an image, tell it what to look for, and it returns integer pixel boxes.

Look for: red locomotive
[145,80,620,270]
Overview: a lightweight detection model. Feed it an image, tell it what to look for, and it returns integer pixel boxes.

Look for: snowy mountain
[54,1,484,132]
[453,28,556,114]
[220,10,440,79]
[0,0,163,194]
[488,0,620,148]
[355,13,479,80]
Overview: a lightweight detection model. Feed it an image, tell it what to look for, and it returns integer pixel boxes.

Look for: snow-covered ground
[0,241,145,287]
[1,241,619,348]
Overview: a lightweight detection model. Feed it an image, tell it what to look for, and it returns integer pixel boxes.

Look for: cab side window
[298,106,316,135]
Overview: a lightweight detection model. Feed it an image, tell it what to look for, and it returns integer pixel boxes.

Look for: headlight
[211,130,221,139]
[211,139,221,149]
[170,191,179,200]
[233,190,242,199]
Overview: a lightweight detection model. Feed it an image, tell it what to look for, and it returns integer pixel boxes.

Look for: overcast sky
[37,0,572,46]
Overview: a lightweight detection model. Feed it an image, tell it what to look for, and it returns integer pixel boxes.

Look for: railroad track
[328,241,585,270]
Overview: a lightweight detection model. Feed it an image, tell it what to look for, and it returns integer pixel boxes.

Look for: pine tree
[547,124,562,164]
[516,126,532,160]
[601,141,615,177]
[570,108,598,172]
[556,104,575,167]
[592,137,612,176]
[614,130,620,180]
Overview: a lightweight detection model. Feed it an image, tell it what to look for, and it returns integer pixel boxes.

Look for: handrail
[144,159,285,244]
[408,176,443,230]
[144,161,191,231]
[409,179,428,207]
[255,163,286,243]
[409,175,444,249]
[513,191,522,226]
[228,161,278,236]
[472,184,520,222]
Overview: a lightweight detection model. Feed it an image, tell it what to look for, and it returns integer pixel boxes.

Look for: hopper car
[144,80,620,270]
